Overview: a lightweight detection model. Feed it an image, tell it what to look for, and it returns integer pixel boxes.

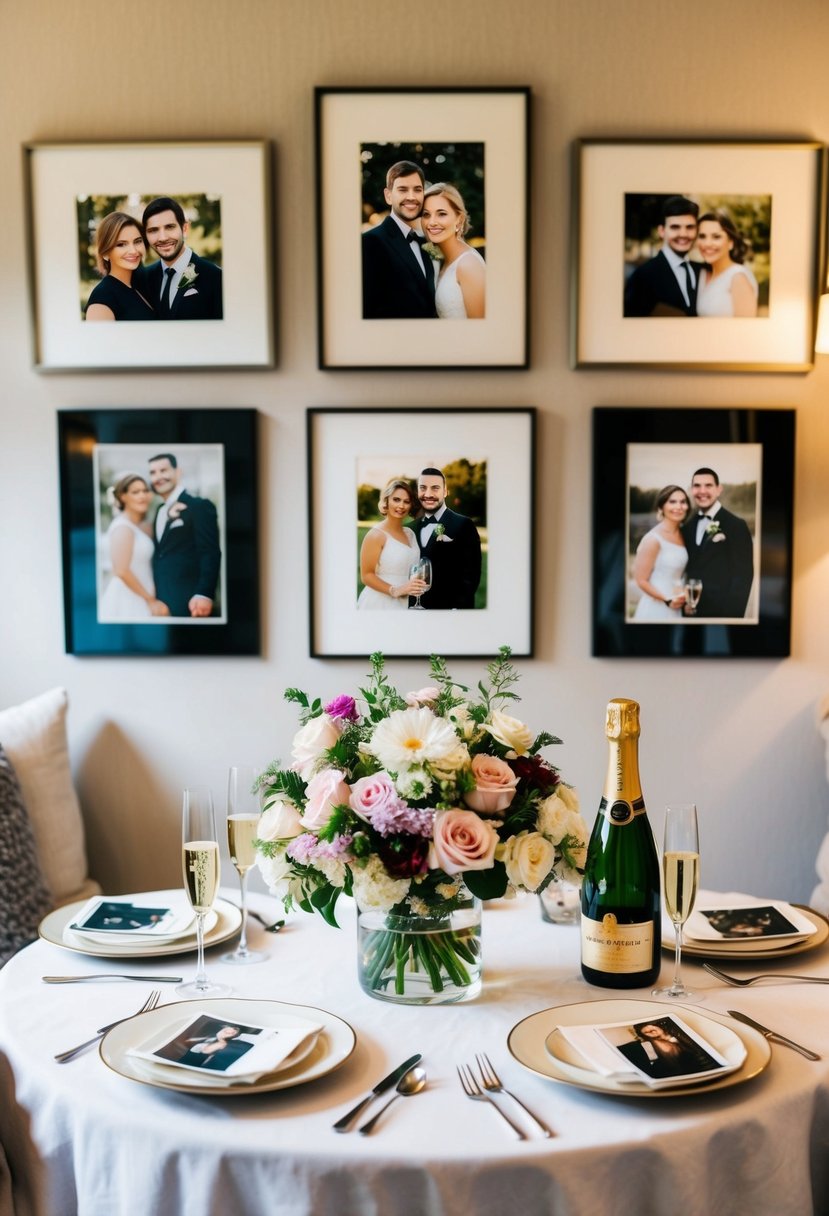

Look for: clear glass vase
[356,887,483,1005]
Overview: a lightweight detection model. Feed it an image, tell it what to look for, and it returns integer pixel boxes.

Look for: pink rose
[348,771,400,823]
[405,686,441,707]
[324,695,359,722]
[429,809,499,874]
[291,714,342,781]
[463,753,519,814]
[301,768,350,831]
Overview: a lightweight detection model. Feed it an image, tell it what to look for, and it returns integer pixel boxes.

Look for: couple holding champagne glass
[179,766,266,998]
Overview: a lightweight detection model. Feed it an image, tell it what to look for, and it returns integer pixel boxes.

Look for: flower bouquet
[255,648,587,1004]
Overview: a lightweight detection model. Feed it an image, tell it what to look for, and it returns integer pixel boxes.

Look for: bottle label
[581,913,654,973]
[598,796,646,826]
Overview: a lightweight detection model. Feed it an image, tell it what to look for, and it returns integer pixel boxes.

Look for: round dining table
[1,889,829,1216]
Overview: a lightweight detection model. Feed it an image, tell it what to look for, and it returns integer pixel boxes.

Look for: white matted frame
[25,141,274,371]
[572,139,825,371]
[315,87,530,370]
[308,408,535,657]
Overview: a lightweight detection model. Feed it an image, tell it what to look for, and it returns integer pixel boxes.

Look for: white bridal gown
[98,518,156,621]
[696,263,759,317]
[435,250,486,319]
[632,530,688,622]
[357,529,420,610]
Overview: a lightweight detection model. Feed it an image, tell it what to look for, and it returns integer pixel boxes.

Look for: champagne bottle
[580,698,661,988]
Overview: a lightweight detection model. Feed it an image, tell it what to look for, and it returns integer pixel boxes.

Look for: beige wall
[1,0,828,899]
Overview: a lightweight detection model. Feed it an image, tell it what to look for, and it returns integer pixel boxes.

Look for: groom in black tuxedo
[624,196,700,317]
[414,467,482,610]
[362,161,437,319]
[681,467,754,618]
[139,197,223,320]
[148,452,221,618]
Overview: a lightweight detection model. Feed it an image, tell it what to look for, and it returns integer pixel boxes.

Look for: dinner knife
[42,975,182,983]
[727,1010,821,1060]
[333,1053,423,1132]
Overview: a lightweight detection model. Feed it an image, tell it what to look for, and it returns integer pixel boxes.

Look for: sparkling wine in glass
[685,579,703,615]
[653,803,700,999]
[177,787,231,997]
[222,766,267,964]
[409,557,432,610]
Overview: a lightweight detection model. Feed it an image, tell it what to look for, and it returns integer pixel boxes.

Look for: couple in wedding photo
[361,159,486,320]
[623,194,765,318]
[98,452,221,623]
[631,466,755,622]
[82,195,223,322]
[357,466,483,611]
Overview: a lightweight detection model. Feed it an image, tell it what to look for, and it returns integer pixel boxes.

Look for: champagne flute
[685,579,702,615]
[653,803,700,999]
[177,788,231,997]
[222,766,267,964]
[409,557,432,610]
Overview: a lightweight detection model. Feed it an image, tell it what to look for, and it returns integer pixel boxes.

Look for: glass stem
[672,921,683,991]
[194,912,208,990]
[237,870,249,957]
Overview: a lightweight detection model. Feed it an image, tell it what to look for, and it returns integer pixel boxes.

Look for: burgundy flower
[509,754,560,793]
[324,695,359,723]
[376,833,430,878]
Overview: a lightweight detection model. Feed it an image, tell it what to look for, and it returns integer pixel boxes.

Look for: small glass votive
[539,876,581,925]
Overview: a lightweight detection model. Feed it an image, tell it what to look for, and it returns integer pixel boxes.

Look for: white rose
[498,831,556,892]
[258,795,304,841]
[290,714,342,780]
[483,710,533,757]
[556,783,580,813]
[256,850,293,894]
[537,792,570,841]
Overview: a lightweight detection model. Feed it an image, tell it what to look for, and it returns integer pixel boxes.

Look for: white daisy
[368,707,458,773]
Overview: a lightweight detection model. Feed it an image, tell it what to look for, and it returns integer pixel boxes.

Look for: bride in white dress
[421,183,485,319]
[98,473,170,622]
[695,211,759,317]
[357,479,427,610]
[632,485,691,622]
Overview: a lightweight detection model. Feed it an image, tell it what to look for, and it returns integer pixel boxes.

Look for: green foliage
[463,861,509,900]
[261,767,306,807]
[530,731,562,755]
[357,483,380,520]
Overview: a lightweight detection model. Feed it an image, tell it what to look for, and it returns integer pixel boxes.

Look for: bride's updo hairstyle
[423,182,471,237]
[378,478,414,516]
[655,484,690,520]
[108,473,149,512]
[94,211,146,274]
[697,210,749,265]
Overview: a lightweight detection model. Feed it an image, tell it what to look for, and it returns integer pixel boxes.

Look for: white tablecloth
[1,890,829,1216]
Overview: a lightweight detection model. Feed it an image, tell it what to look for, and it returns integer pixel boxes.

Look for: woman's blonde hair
[423,182,471,237]
[378,478,414,516]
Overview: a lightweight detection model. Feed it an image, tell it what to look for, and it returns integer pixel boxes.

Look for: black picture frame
[58,408,259,656]
[315,86,530,370]
[592,407,795,658]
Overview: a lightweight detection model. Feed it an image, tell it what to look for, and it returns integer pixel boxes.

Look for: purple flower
[287,832,353,862]
[324,695,359,723]
[371,801,434,839]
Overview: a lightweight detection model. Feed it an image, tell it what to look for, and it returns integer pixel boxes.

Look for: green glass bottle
[580,698,661,988]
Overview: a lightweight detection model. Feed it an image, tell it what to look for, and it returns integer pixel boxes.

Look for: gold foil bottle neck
[605,698,641,741]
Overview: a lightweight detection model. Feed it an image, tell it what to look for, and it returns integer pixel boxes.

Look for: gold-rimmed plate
[39,890,241,959]
[507,999,770,1099]
[676,906,829,963]
[99,998,356,1096]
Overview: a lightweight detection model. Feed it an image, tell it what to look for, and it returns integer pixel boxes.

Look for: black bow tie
[698,513,710,518]
[407,230,424,245]
[422,515,435,523]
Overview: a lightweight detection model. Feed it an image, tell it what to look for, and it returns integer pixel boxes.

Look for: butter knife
[333,1053,422,1132]
[727,1010,821,1060]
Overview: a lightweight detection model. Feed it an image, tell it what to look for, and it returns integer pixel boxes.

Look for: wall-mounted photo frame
[592,407,795,658]
[58,409,260,656]
[308,408,535,657]
[315,87,530,370]
[25,141,274,371]
[572,139,825,371]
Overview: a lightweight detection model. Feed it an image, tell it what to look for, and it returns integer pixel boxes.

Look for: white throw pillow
[0,688,98,904]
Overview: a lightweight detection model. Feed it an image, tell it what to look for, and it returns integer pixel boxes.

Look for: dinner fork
[702,962,829,987]
[475,1053,554,1138]
[54,989,161,1063]
[457,1063,527,1139]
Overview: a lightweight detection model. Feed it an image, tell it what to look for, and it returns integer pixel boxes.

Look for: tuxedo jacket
[623,251,698,317]
[152,491,221,617]
[415,508,482,610]
[139,252,223,320]
[362,217,437,319]
[681,506,753,618]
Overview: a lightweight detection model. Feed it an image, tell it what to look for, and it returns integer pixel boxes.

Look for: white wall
[1,0,828,900]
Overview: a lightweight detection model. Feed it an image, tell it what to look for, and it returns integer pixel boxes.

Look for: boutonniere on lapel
[179,264,199,291]
[168,502,188,522]
[705,521,725,542]
[422,242,444,262]
[434,524,451,542]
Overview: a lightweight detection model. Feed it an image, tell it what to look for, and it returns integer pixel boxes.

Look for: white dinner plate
[39,891,241,959]
[508,999,770,1099]
[100,998,356,1095]
[675,906,829,962]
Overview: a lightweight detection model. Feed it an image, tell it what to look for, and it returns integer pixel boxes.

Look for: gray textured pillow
[0,744,52,967]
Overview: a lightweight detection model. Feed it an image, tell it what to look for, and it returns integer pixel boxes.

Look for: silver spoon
[246,909,285,933]
[358,1066,427,1134]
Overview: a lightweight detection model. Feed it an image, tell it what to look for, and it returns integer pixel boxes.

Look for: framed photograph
[572,139,825,370]
[315,87,529,369]
[25,141,274,371]
[308,407,535,657]
[58,409,259,656]
[592,407,795,658]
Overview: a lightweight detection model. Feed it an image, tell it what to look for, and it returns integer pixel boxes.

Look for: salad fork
[54,989,161,1063]
[475,1053,554,1137]
[702,962,829,987]
[457,1063,527,1139]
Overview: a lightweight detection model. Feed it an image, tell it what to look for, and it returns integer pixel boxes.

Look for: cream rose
[463,753,519,814]
[483,710,533,757]
[498,831,556,892]
[301,768,350,831]
[258,794,304,841]
[429,809,499,874]
[290,714,342,781]
[405,686,440,707]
